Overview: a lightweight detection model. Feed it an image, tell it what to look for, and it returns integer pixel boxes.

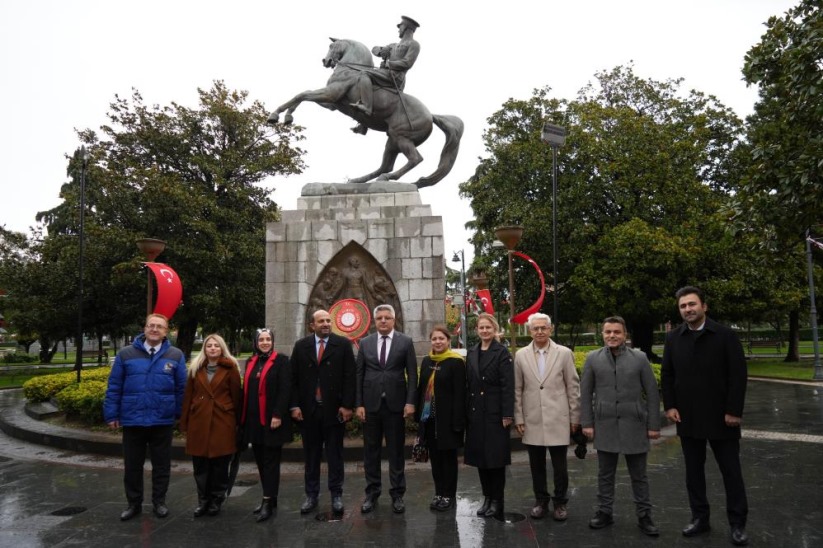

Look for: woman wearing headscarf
[241,328,292,522]
[415,325,466,512]
[180,334,242,517]
[464,313,514,520]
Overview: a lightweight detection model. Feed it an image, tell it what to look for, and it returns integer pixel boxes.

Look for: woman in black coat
[415,325,466,512]
[241,328,292,522]
[464,313,514,520]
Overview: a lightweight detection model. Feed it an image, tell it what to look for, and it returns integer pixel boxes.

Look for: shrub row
[23,367,111,403]
[2,353,39,364]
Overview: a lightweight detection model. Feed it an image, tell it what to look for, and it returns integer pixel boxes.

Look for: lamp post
[805,229,822,379]
[136,238,167,316]
[541,122,566,331]
[452,250,468,349]
[494,226,524,349]
[74,146,89,383]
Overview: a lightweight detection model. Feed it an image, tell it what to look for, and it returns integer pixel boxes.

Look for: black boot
[207,496,224,516]
[256,498,274,522]
[484,500,504,520]
[193,497,209,518]
[252,498,265,514]
[476,497,491,516]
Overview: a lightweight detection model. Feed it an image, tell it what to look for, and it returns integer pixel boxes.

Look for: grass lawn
[745,358,821,381]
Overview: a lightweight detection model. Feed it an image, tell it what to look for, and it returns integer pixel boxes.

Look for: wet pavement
[0,379,822,547]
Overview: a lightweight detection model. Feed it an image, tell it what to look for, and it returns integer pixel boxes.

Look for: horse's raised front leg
[348,139,399,184]
[376,136,423,181]
[266,84,349,126]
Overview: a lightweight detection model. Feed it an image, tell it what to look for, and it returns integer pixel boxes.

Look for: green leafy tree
[34,81,305,357]
[461,65,750,358]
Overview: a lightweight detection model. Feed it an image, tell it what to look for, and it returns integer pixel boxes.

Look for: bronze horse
[267,38,464,188]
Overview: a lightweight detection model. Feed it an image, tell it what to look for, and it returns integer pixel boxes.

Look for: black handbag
[412,437,429,463]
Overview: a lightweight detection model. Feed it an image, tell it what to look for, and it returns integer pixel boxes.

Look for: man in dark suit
[290,309,356,515]
[661,286,749,546]
[355,304,417,514]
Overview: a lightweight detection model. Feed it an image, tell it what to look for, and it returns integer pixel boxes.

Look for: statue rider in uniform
[349,16,420,135]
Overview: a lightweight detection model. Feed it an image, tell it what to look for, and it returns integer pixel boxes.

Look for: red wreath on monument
[329,299,371,347]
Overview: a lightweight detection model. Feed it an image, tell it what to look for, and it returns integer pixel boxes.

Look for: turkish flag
[145,263,183,320]
[476,289,494,314]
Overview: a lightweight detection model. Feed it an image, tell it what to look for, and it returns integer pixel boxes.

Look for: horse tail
[415,114,464,189]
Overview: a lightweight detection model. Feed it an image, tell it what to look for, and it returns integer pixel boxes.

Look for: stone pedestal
[265,182,446,356]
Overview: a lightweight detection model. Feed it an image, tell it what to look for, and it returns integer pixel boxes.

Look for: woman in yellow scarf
[414,325,467,511]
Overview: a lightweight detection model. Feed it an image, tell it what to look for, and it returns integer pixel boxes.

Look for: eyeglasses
[145,323,168,330]
[530,326,551,332]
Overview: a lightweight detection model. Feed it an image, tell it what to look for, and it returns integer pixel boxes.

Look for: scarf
[420,350,464,421]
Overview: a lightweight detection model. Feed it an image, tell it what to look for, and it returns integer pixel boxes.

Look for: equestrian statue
[267,16,464,188]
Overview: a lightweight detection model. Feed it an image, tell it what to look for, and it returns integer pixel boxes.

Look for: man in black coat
[355,304,417,514]
[661,286,749,546]
[290,309,356,515]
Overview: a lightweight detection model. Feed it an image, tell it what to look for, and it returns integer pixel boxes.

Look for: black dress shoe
[730,526,749,546]
[638,515,660,537]
[120,503,142,521]
[530,500,549,519]
[435,497,455,511]
[430,495,442,510]
[360,496,378,514]
[152,502,169,519]
[332,496,344,514]
[392,497,405,514]
[253,498,265,514]
[484,500,503,520]
[682,518,711,537]
[300,497,318,514]
[476,497,491,516]
[206,498,223,516]
[589,511,614,529]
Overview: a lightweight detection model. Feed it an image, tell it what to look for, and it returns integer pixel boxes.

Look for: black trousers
[680,436,748,527]
[424,419,458,498]
[252,443,283,499]
[122,425,173,505]
[301,405,345,498]
[477,467,506,501]
[526,444,569,504]
[363,400,406,499]
[192,454,232,503]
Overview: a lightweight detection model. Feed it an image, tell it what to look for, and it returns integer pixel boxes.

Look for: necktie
[380,336,388,367]
[150,348,156,358]
[315,339,325,402]
[537,349,546,377]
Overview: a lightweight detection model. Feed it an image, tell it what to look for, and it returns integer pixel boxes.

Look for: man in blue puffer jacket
[103,313,187,521]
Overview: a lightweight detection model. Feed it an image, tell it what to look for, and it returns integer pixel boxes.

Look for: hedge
[53,380,107,424]
[22,367,111,403]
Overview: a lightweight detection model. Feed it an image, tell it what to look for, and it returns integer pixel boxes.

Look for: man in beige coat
[514,313,581,521]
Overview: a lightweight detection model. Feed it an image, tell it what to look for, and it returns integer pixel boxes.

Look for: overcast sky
[0,0,796,265]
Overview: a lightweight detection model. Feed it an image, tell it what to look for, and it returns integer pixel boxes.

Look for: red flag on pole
[476,289,495,314]
[511,251,546,324]
[145,263,183,320]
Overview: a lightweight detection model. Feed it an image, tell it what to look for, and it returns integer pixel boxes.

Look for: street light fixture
[74,146,89,383]
[452,250,468,350]
[136,238,167,316]
[541,122,565,331]
[494,226,524,349]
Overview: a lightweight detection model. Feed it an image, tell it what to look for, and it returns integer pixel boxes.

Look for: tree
[735,0,823,360]
[33,81,305,357]
[460,65,750,358]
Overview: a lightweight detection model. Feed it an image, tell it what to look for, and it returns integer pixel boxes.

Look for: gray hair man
[514,312,580,521]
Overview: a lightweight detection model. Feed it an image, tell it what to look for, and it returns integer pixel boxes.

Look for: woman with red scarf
[415,325,466,511]
[241,328,292,522]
